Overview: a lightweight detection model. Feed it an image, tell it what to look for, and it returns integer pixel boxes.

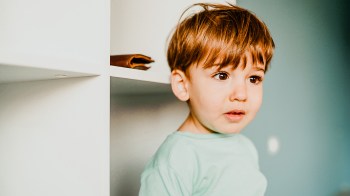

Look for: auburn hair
[167,3,275,74]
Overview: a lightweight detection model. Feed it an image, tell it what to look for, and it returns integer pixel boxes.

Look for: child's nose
[229,82,247,102]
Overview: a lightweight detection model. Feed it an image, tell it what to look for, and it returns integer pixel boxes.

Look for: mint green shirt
[139,132,267,196]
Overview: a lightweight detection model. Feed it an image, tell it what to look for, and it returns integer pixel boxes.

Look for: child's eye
[249,75,263,84]
[213,72,229,80]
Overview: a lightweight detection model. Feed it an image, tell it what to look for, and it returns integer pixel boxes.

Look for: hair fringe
[167,3,275,75]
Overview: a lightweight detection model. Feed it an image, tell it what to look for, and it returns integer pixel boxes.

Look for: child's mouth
[224,110,245,122]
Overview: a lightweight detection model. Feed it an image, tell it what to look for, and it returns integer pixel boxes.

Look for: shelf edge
[109,66,170,84]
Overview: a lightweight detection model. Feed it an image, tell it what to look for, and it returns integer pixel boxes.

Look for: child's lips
[224,110,246,122]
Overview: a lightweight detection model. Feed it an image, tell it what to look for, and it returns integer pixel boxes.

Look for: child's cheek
[250,88,263,111]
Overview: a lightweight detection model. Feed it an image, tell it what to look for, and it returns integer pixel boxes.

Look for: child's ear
[171,69,189,101]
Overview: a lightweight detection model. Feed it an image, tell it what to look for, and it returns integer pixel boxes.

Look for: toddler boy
[140,3,275,196]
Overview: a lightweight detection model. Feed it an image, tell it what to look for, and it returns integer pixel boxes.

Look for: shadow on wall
[110,93,188,196]
[115,162,144,196]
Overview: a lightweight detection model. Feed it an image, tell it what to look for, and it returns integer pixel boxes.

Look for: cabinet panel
[0,76,109,196]
[0,0,109,77]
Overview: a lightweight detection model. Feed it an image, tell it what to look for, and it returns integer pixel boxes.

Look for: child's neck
[177,113,216,134]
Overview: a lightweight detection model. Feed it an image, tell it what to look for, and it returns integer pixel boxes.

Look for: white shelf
[0,63,98,84]
[0,51,104,84]
[109,66,170,84]
[110,66,172,95]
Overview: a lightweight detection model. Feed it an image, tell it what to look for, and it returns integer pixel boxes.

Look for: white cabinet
[0,0,110,195]
[0,77,110,196]
[0,0,234,195]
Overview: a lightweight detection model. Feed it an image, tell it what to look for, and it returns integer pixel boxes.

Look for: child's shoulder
[141,132,197,180]
[151,132,196,167]
[237,134,260,164]
[140,132,201,194]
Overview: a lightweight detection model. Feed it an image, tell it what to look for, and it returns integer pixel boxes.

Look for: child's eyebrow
[253,67,266,72]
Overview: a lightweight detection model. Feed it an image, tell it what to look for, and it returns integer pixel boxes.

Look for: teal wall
[239,0,350,195]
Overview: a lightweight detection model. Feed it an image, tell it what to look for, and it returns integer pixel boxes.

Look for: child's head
[167,3,274,75]
[168,3,275,134]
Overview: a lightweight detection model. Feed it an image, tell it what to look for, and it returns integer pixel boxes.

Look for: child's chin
[215,129,242,134]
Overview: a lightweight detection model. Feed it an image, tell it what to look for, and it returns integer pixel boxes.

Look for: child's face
[185,54,265,134]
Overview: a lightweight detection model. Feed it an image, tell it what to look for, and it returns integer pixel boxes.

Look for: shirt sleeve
[139,164,191,196]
